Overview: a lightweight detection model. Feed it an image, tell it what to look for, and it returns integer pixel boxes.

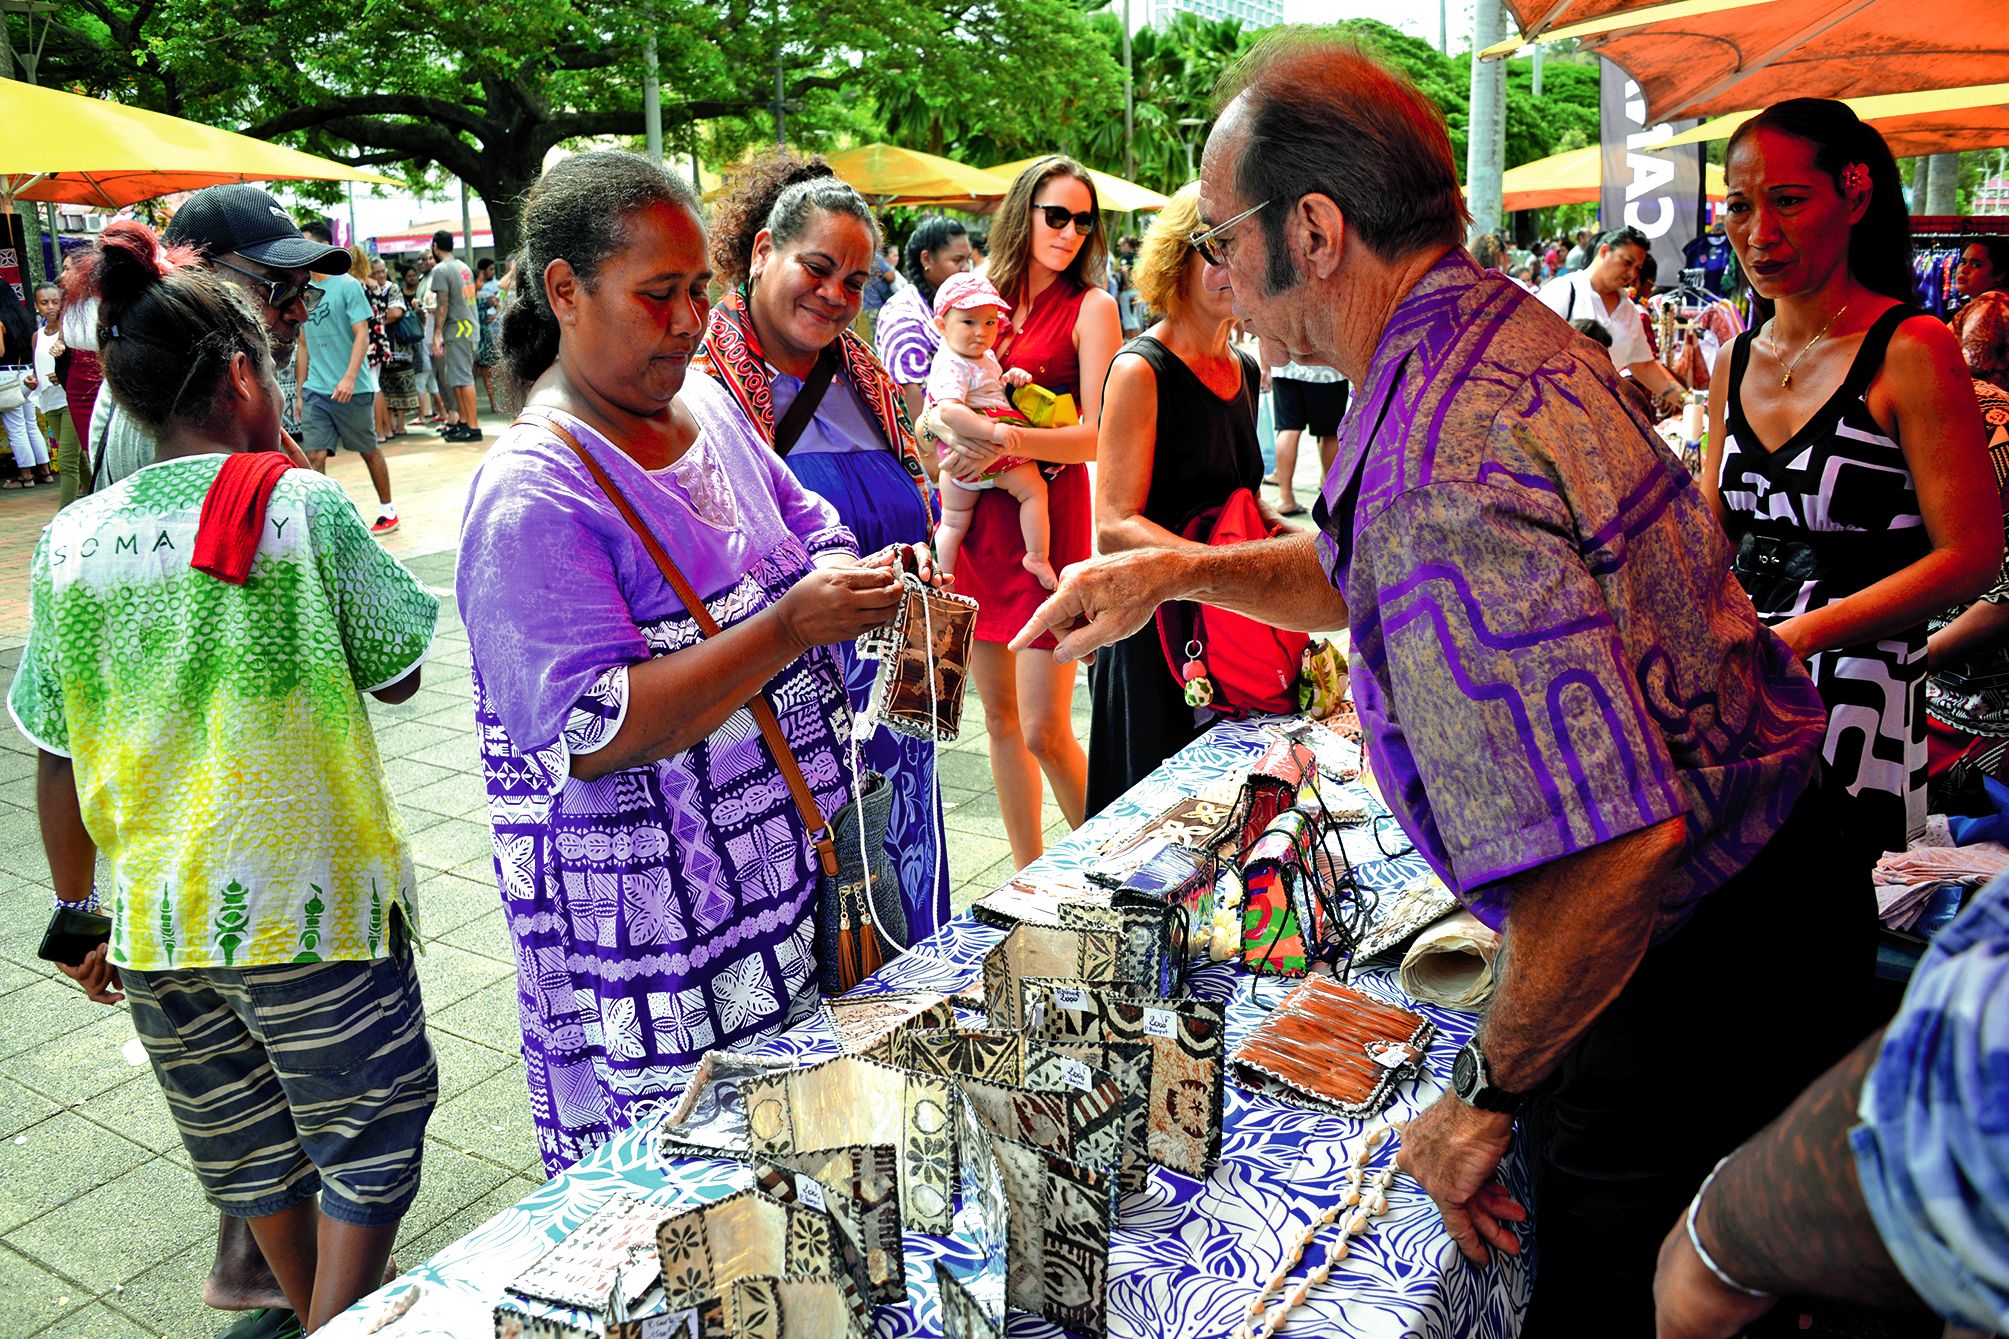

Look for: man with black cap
[81,184,346,495]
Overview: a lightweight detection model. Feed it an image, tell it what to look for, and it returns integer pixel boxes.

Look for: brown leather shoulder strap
[520,412,838,876]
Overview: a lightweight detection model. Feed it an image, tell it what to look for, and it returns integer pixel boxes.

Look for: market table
[324,717,1532,1339]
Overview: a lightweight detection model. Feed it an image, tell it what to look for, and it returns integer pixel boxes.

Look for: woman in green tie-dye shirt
[11,220,440,1333]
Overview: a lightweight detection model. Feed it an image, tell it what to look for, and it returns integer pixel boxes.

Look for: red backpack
[1154,487,1311,718]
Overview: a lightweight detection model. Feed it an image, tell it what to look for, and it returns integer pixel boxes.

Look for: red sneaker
[370,513,400,536]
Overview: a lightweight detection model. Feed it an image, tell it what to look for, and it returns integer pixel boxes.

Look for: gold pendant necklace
[1767,302,1848,389]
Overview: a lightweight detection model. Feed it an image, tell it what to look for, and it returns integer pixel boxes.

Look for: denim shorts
[121,931,437,1225]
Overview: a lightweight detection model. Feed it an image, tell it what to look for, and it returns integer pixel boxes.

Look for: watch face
[1452,1045,1477,1097]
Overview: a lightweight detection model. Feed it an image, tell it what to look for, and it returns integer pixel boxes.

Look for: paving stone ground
[0,407,1097,1339]
[0,403,1326,1337]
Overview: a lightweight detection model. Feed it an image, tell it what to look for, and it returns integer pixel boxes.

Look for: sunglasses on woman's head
[1033,203,1097,236]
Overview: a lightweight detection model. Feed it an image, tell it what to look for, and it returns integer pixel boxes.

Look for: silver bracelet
[1684,1154,1777,1300]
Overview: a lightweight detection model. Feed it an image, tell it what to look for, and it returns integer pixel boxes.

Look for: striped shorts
[121,933,437,1226]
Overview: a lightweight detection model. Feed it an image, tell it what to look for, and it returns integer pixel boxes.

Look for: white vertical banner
[1599,58,1703,278]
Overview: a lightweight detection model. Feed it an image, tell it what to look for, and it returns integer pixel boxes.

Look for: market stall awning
[985,159,1171,213]
[374,216,494,253]
[1493,144,1729,212]
[0,76,399,209]
[823,144,1008,206]
[1659,81,2009,158]
[1483,0,2009,125]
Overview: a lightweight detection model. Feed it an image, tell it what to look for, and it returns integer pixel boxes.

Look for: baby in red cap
[927,270,1053,589]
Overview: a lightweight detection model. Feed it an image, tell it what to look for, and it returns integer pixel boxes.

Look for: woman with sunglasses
[917,156,1121,868]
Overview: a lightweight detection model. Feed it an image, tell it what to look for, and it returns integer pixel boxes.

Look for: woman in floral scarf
[698,150,951,944]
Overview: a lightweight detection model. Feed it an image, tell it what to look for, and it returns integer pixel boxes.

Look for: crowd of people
[8,29,2008,1339]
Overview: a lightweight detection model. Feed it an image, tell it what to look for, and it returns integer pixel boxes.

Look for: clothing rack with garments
[1912,217,2009,319]
[1648,289,1746,390]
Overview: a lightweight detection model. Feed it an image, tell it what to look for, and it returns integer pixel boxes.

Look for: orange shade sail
[1488,0,2009,126]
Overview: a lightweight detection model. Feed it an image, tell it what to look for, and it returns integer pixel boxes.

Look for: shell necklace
[1232,1118,1405,1338]
[1765,302,1848,389]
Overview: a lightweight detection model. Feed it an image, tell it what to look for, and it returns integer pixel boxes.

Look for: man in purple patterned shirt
[1015,37,1878,1329]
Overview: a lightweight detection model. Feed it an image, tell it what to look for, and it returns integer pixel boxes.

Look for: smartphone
[38,904,112,968]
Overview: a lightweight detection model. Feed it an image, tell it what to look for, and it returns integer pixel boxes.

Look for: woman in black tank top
[1701,100,1998,860]
[1086,187,1271,814]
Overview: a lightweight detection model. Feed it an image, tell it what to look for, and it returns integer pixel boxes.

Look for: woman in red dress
[919,157,1121,866]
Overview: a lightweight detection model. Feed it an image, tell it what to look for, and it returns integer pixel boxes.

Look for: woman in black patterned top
[1702,100,1999,859]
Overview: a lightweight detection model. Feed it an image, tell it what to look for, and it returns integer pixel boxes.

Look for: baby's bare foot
[1023,555,1058,591]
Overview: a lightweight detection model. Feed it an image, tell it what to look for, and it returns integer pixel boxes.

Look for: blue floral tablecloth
[326,718,1531,1338]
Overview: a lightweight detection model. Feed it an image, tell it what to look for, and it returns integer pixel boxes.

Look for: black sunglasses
[212,257,324,313]
[1032,203,1097,236]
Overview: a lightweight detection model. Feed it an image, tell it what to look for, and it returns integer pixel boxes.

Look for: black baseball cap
[163,185,351,274]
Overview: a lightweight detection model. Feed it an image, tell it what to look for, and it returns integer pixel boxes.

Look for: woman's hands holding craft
[775,564,905,651]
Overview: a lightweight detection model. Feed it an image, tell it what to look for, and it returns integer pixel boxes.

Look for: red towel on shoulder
[191,451,295,584]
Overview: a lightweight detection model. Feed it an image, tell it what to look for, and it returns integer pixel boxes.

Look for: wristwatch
[1452,1040,1527,1115]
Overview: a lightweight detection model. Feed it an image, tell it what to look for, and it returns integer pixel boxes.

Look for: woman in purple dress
[457,151,907,1173]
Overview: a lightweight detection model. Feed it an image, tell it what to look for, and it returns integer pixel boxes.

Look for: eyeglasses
[1188,199,1271,267]
[212,257,324,313]
[1032,203,1097,236]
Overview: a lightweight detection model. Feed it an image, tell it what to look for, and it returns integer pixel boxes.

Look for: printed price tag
[1143,1007,1178,1039]
[1054,984,1090,1012]
[796,1176,827,1213]
[1058,1058,1094,1090]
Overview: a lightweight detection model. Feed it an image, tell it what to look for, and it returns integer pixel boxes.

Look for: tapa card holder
[1102,836,1215,935]
[856,570,979,742]
[1057,898,1192,997]
[752,1148,903,1306]
[980,922,1152,1032]
[1022,983,1227,1179]
[1230,974,1435,1118]
[871,1026,1154,1193]
[740,1053,957,1233]
[1098,794,1242,864]
[655,1187,864,1336]
[654,1051,799,1162]
[497,1194,690,1339]
[721,1274,866,1339]
[953,1081,1116,1337]
[819,991,956,1053]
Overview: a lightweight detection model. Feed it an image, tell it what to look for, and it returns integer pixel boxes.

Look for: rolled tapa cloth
[1397,909,1502,1011]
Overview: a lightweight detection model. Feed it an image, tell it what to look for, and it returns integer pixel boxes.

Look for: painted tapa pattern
[324,720,1528,1339]
[756,1147,905,1304]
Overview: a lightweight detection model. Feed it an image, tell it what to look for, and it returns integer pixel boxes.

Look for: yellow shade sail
[1493,144,1729,212]
[1,77,400,208]
[1659,81,2009,159]
[823,144,1010,205]
[985,159,1172,213]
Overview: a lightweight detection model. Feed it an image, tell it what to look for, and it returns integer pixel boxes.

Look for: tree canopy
[30,0,1123,255]
[22,3,1604,254]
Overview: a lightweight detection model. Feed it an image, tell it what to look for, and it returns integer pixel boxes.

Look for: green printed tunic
[8,453,438,971]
